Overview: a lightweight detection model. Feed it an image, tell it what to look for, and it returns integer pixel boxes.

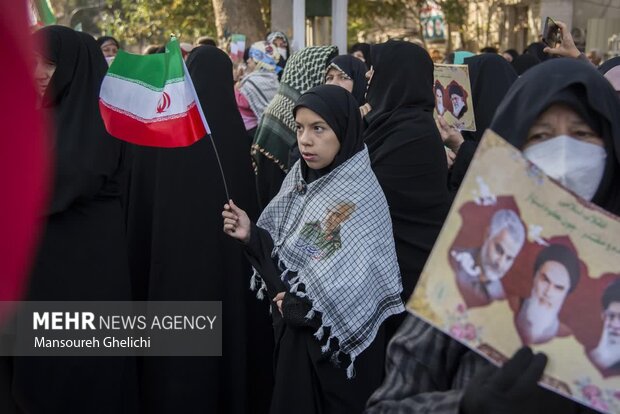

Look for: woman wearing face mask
[324,54,369,115]
[366,58,615,414]
[491,58,619,211]
[223,85,404,414]
[10,26,138,413]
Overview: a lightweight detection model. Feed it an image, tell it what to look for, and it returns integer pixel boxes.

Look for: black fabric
[350,42,372,69]
[461,348,583,414]
[490,58,620,216]
[511,53,539,75]
[326,55,368,105]
[363,40,450,304]
[293,84,364,183]
[96,35,119,49]
[503,49,519,60]
[525,42,550,62]
[244,84,387,413]
[449,54,518,193]
[12,26,137,413]
[599,56,620,74]
[136,45,273,414]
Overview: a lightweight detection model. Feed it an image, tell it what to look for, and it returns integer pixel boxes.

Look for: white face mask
[276,47,287,60]
[523,135,606,201]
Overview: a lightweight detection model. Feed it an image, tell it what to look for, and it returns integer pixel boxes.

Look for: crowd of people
[3,15,620,414]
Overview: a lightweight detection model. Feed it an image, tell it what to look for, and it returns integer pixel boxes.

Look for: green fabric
[252,45,338,173]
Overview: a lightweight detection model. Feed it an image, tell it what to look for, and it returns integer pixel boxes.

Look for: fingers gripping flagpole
[182,55,231,203]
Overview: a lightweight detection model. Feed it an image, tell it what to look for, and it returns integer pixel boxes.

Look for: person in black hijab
[525,42,550,62]
[350,42,372,68]
[96,35,120,58]
[10,26,137,413]
[367,58,609,414]
[134,45,272,414]
[511,53,540,75]
[502,48,519,62]
[325,54,368,106]
[439,53,518,192]
[223,85,403,414]
[491,58,620,215]
[598,56,620,95]
[364,40,451,306]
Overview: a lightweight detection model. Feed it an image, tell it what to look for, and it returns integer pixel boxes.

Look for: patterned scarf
[251,46,338,172]
[254,147,404,377]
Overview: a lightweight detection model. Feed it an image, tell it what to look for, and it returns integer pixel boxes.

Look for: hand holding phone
[542,19,581,59]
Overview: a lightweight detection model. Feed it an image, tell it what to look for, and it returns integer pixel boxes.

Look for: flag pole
[175,37,231,202]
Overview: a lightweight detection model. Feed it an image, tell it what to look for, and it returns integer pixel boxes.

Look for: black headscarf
[293,84,364,183]
[464,53,518,141]
[33,25,124,215]
[525,42,550,62]
[447,53,518,192]
[325,54,368,105]
[350,42,372,69]
[96,35,119,49]
[599,56,620,74]
[511,53,540,75]
[503,49,519,60]
[362,40,450,301]
[141,45,272,412]
[490,58,620,215]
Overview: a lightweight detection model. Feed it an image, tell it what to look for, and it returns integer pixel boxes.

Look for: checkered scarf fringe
[253,147,404,378]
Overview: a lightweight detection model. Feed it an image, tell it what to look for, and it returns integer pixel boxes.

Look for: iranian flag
[99,39,209,148]
[28,0,57,27]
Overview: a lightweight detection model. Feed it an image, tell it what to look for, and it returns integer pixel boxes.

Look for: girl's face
[295,107,340,170]
[100,40,118,58]
[34,53,56,98]
[325,68,354,93]
[525,104,604,149]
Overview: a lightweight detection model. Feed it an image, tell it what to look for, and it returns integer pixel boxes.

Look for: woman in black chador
[11,26,137,413]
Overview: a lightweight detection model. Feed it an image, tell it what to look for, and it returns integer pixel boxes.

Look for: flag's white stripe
[100,74,195,120]
[100,99,198,124]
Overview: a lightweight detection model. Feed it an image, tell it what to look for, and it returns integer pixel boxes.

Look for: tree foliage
[98,0,218,48]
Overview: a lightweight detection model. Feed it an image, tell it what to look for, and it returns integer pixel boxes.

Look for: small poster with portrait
[229,34,246,62]
[433,64,476,132]
[408,130,620,414]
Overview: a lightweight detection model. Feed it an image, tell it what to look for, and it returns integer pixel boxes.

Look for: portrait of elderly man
[450,209,526,308]
[447,81,468,120]
[514,244,580,345]
[589,280,620,375]
[297,201,356,260]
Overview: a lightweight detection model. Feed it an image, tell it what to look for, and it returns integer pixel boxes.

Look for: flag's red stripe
[99,100,207,148]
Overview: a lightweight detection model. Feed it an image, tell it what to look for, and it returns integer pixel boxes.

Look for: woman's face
[524,104,604,149]
[34,53,56,98]
[295,107,341,170]
[100,40,118,58]
[325,68,354,93]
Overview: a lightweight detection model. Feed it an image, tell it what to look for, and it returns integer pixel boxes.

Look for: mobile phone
[542,17,561,47]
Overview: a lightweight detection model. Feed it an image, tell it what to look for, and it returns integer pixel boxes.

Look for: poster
[420,0,446,41]
[433,64,476,132]
[229,34,246,62]
[408,130,620,413]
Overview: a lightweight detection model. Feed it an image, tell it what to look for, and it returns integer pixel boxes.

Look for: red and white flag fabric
[99,38,210,147]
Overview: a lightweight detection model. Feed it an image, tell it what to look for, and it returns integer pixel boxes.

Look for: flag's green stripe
[37,0,56,25]
[106,73,184,92]
[107,40,184,89]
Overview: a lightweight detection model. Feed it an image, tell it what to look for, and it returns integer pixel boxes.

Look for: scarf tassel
[305,308,315,320]
[321,336,333,354]
[256,284,267,300]
[346,356,356,379]
[314,325,325,341]
[249,271,258,290]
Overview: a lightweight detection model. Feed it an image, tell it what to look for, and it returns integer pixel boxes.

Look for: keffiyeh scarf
[254,147,404,377]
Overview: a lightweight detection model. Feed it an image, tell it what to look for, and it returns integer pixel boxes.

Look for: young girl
[222,84,404,413]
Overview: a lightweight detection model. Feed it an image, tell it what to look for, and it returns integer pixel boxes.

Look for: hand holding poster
[434,64,476,131]
[230,34,246,62]
[409,130,620,413]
